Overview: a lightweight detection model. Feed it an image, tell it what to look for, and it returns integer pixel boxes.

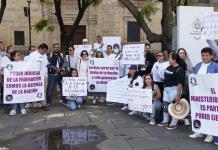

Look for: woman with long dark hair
[142,74,161,125]
[157,52,185,129]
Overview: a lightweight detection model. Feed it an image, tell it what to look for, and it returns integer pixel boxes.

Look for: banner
[128,88,152,113]
[102,36,121,51]
[62,77,87,96]
[74,45,92,57]
[177,6,214,65]
[3,62,44,104]
[88,58,119,92]
[122,44,145,64]
[106,78,129,104]
[189,74,218,136]
[201,12,218,40]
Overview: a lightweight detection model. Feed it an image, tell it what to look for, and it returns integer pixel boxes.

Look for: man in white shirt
[103,45,116,58]
[93,36,103,52]
[190,47,218,143]
[23,46,37,62]
[25,43,50,112]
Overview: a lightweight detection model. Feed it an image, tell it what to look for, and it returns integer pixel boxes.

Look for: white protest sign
[177,6,214,65]
[122,44,145,64]
[201,12,218,40]
[3,62,44,104]
[128,88,152,113]
[189,74,218,136]
[88,58,119,92]
[106,78,129,104]
[62,77,87,96]
[103,36,121,51]
[74,45,92,57]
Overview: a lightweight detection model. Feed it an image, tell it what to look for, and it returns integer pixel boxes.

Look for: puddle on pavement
[0,126,106,150]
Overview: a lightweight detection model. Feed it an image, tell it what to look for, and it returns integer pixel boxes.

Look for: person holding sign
[142,74,161,125]
[9,51,27,115]
[65,46,79,70]
[189,47,218,143]
[121,65,143,115]
[157,52,185,130]
[64,69,84,111]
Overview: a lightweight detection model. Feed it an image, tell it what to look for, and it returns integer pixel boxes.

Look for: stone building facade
[0,0,162,51]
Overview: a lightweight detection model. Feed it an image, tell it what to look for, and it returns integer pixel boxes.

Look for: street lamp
[27,0,31,48]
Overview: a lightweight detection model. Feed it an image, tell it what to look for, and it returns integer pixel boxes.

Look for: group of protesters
[0,36,218,145]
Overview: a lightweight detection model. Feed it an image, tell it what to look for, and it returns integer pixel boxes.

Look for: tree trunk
[161,0,173,51]
[118,0,162,43]
[0,0,6,24]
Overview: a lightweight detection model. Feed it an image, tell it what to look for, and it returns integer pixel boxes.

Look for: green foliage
[139,4,159,22]
[33,19,55,32]
[85,0,102,6]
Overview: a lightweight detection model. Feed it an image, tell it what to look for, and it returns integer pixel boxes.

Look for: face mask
[113,49,120,54]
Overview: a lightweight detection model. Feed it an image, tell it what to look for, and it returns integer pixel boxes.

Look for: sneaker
[30,107,38,113]
[93,99,96,104]
[107,103,116,106]
[157,121,168,127]
[21,109,27,115]
[41,106,49,111]
[166,124,177,130]
[128,111,137,116]
[149,119,156,125]
[121,105,128,111]
[184,118,191,126]
[9,110,16,116]
[189,132,203,139]
[204,135,213,143]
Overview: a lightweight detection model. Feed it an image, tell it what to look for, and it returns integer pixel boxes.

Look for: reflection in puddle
[0,126,105,150]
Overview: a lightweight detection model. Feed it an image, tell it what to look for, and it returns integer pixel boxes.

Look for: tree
[34,0,101,51]
[118,0,195,51]
[0,0,6,24]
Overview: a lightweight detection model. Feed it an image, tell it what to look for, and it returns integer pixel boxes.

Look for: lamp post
[27,0,31,48]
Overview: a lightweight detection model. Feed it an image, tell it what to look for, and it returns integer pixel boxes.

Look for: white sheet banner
[74,45,92,57]
[201,12,218,40]
[62,77,87,96]
[3,62,44,104]
[189,74,218,136]
[106,78,129,104]
[88,58,119,92]
[122,44,145,64]
[128,88,152,113]
[102,36,121,51]
[177,6,214,65]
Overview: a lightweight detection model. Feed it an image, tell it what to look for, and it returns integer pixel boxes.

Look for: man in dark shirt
[46,43,67,105]
[143,43,157,74]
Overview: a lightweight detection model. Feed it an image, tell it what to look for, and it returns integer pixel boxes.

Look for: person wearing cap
[95,48,104,58]
[189,47,218,143]
[82,39,88,45]
[121,65,143,114]
[157,52,185,130]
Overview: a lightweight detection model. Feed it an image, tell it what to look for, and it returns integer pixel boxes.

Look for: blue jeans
[67,97,83,110]
[11,103,25,110]
[146,100,162,119]
[163,86,178,126]
[46,74,66,105]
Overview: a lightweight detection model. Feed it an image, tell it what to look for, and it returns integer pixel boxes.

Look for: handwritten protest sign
[103,36,121,51]
[122,44,145,64]
[88,58,119,92]
[62,77,87,96]
[3,62,44,104]
[189,74,218,136]
[201,12,218,40]
[74,45,92,57]
[106,78,129,104]
[128,88,152,113]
